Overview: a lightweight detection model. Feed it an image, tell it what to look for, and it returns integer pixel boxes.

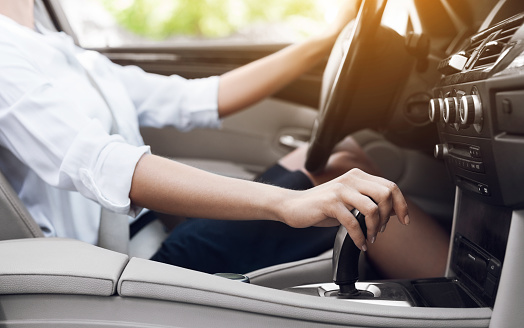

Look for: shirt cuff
[79,143,150,217]
[62,120,151,217]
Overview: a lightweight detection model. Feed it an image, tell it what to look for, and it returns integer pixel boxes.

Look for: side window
[58,0,342,48]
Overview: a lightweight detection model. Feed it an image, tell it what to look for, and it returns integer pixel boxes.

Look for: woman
[0,0,446,277]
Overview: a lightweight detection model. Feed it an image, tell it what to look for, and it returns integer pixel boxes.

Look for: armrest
[0,238,128,296]
[246,250,332,289]
[117,257,491,327]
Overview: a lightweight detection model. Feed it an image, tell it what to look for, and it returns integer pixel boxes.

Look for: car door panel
[140,98,317,179]
[101,45,324,109]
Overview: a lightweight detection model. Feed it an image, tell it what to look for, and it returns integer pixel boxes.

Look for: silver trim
[289,282,415,307]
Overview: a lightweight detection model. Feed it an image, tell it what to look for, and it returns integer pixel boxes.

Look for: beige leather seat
[0,0,167,257]
[0,171,44,241]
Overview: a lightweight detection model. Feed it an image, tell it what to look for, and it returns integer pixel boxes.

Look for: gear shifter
[332,208,367,296]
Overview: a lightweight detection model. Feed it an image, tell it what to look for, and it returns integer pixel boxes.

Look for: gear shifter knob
[332,208,367,296]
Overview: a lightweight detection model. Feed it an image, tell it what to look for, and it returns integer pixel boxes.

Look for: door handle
[279,135,308,149]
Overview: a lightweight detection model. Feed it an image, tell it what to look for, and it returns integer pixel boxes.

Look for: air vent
[468,13,524,70]
[473,39,505,68]
[464,39,482,58]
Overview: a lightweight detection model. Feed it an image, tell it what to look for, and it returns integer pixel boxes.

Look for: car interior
[1,0,524,327]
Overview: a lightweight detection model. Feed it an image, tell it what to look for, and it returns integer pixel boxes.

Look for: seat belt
[98,210,130,254]
[83,66,130,254]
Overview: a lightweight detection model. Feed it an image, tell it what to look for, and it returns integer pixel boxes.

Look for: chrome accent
[288,282,416,307]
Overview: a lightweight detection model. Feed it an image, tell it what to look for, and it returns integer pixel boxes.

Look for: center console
[428,11,524,307]
[286,11,524,310]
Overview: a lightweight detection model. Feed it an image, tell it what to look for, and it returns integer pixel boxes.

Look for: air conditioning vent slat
[464,39,483,57]
[475,54,500,67]
[472,43,505,69]
[468,40,482,50]
[499,26,519,36]
[495,36,512,44]
[469,14,524,69]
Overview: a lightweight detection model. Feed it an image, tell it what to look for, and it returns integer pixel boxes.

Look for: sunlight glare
[111,0,134,11]
[382,0,410,36]
[323,3,339,23]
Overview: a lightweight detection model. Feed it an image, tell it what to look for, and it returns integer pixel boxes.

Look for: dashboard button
[488,258,502,277]
[449,155,484,173]
[478,184,490,195]
[437,54,468,75]
[496,91,524,134]
[469,146,482,158]
[434,144,449,159]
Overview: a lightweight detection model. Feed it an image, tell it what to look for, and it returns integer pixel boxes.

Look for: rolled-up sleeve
[106,59,221,131]
[63,121,151,216]
[0,53,149,216]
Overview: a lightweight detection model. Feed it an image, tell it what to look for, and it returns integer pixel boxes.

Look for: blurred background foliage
[100,0,338,40]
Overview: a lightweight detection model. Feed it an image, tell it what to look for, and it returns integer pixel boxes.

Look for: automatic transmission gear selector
[331,209,370,297]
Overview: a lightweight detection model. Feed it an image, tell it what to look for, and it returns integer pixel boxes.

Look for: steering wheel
[305,0,388,173]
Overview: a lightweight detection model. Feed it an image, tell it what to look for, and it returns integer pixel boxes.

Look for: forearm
[217,1,359,117]
[217,34,336,117]
[129,154,290,221]
[129,153,409,251]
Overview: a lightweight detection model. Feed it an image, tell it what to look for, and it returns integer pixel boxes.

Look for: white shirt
[0,14,221,245]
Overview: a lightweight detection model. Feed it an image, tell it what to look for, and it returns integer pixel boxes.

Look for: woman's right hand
[278,168,410,251]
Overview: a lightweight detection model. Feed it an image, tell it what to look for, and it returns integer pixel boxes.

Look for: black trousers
[147,164,338,274]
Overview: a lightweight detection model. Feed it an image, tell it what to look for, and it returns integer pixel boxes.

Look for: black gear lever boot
[332,208,367,296]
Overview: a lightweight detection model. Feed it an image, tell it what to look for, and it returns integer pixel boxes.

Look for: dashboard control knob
[429,98,444,122]
[443,97,459,123]
[460,94,483,125]
[434,144,449,160]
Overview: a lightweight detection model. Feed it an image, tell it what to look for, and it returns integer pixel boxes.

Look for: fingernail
[370,235,376,244]
[361,244,368,252]
[380,225,386,233]
[404,215,410,225]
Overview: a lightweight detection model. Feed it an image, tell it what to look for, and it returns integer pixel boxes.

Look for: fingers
[337,190,377,244]
[285,168,409,252]
[347,169,410,225]
[326,199,368,251]
[330,168,409,247]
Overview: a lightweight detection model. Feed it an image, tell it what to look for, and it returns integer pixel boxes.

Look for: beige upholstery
[116,257,491,328]
[247,250,332,289]
[0,171,43,241]
[0,238,492,327]
[0,238,128,296]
